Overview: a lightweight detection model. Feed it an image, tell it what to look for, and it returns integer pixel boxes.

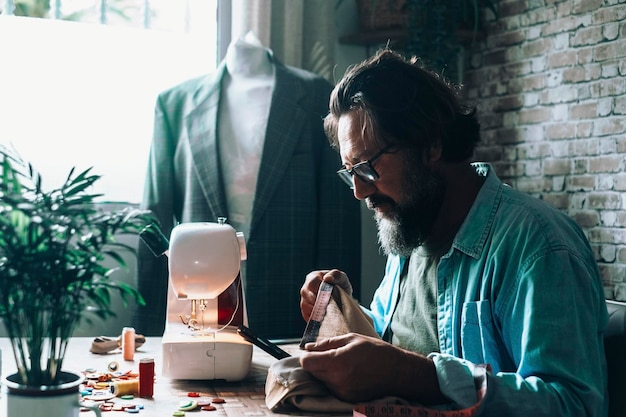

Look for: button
[178,400,198,411]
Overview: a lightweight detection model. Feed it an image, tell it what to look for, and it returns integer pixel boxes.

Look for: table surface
[0,337,315,416]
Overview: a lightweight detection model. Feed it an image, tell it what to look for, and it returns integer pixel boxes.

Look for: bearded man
[299,49,609,417]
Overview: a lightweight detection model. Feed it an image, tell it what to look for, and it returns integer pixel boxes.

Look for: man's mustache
[366,195,395,210]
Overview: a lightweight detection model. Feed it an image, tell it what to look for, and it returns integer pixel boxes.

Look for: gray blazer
[135,56,361,339]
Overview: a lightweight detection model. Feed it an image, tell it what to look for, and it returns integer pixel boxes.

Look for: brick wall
[465,0,626,301]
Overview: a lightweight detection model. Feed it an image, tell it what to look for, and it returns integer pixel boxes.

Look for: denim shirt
[365,163,609,417]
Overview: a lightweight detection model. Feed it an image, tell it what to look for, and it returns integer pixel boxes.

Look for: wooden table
[0,337,310,416]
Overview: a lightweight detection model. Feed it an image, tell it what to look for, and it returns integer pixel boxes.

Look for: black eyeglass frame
[336,145,392,189]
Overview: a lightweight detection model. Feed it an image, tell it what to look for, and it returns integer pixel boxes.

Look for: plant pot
[5,370,101,417]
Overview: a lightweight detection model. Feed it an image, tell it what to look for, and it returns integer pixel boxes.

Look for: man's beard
[370,159,446,257]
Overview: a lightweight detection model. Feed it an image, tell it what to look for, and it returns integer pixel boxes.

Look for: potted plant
[0,145,155,414]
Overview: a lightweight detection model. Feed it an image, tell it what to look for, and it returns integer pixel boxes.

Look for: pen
[237,325,291,360]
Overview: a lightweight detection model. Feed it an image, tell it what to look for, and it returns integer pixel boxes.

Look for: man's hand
[299,333,445,404]
[300,269,352,322]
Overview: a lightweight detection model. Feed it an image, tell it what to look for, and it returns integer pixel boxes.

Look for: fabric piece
[265,356,354,413]
[316,284,380,341]
[265,286,487,416]
[265,285,379,412]
[265,357,416,414]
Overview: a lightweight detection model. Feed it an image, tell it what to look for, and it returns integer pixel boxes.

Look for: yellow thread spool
[111,379,139,397]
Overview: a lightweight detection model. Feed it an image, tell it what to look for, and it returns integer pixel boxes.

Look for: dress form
[219,32,275,237]
[137,30,363,339]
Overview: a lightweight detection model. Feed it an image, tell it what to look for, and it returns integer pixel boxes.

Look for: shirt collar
[447,162,503,259]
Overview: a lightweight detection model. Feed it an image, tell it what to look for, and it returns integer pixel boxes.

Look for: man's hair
[324,49,481,162]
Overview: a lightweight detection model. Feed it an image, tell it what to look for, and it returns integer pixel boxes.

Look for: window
[0,0,219,203]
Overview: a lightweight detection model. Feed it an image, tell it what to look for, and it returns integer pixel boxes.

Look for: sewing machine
[141,219,252,381]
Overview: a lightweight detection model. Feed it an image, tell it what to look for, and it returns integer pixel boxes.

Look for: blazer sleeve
[134,93,177,336]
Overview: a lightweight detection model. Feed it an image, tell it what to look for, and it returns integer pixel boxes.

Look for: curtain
[231,0,336,82]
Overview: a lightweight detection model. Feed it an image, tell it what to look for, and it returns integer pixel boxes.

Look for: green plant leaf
[0,146,157,386]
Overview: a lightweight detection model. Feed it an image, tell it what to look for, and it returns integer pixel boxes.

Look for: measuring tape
[300,281,334,348]
[354,404,472,417]
[353,401,481,417]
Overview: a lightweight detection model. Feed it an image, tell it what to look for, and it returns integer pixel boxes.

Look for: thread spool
[122,327,135,361]
[139,358,155,398]
[111,379,140,397]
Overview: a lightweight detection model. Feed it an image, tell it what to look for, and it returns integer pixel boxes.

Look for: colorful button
[178,400,198,411]
[98,403,114,412]
[85,390,115,401]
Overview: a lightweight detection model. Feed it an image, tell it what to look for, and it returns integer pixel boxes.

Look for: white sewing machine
[141,219,252,381]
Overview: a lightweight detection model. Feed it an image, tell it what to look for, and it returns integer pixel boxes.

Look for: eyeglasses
[336,145,392,189]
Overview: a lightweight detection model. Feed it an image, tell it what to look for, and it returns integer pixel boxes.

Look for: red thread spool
[139,358,155,398]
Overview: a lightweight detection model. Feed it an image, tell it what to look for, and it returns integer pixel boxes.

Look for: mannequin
[219,32,275,237]
[135,33,362,339]
[225,31,273,79]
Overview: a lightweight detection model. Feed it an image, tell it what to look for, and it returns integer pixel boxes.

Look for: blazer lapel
[249,60,308,237]
[186,63,229,221]
[183,58,309,233]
